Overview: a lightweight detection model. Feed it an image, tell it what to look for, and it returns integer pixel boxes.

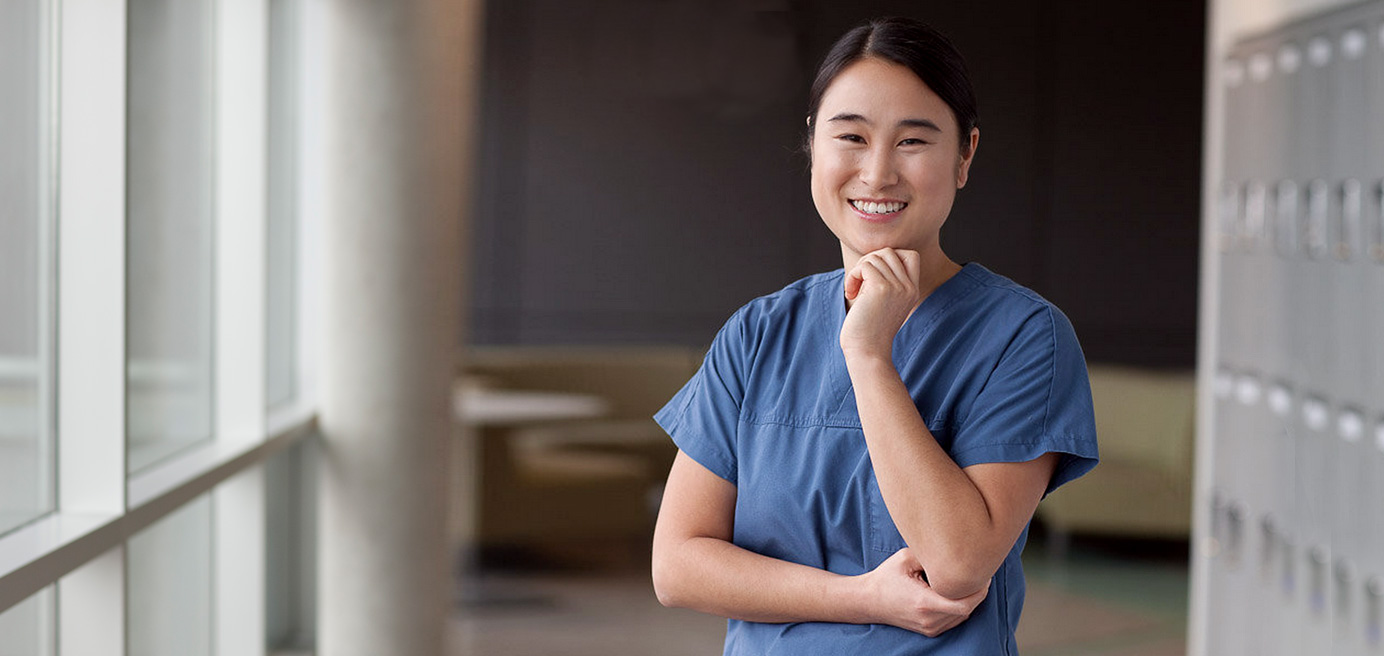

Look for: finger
[873,249,912,286]
[896,249,923,283]
[855,257,893,285]
[844,267,864,300]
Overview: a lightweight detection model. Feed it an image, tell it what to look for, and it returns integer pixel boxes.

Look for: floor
[450,535,1190,656]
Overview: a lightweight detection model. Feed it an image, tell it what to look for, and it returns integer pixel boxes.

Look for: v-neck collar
[821,263,981,424]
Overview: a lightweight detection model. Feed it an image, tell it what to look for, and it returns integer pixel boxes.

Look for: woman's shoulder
[945,263,1083,350]
[954,263,1052,310]
[730,269,843,324]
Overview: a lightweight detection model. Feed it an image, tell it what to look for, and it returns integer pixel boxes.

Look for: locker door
[1292,31,1338,656]
[1329,23,1373,656]
[1261,41,1303,656]
[1363,14,1384,656]
[1211,43,1264,656]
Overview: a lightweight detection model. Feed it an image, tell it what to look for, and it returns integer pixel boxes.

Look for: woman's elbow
[927,573,991,601]
[650,546,688,608]
[924,556,995,600]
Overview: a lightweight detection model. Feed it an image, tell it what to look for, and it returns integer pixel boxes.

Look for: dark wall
[467,0,1204,367]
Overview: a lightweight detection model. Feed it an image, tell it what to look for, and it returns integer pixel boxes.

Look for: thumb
[844,268,864,301]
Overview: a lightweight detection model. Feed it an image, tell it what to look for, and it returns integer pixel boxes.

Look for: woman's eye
[835,134,865,144]
[899,138,929,147]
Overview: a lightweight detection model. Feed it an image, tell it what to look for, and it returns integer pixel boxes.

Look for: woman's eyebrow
[826,113,942,132]
[899,118,942,132]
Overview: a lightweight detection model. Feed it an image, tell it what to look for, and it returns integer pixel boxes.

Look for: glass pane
[0,587,56,656]
[265,440,317,650]
[0,0,55,536]
[128,494,212,656]
[266,0,299,411]
[126,0,216,473]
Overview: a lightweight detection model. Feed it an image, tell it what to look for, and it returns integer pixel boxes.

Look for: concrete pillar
[310,0,482,653]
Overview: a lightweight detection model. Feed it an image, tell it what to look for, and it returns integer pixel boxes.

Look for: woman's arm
[840,248,1058,600]
[848,354,1056,599]
[651,450,988,636]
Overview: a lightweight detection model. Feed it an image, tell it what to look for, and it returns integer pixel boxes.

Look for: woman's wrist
[832,570,880,625]
[841,348,897,377]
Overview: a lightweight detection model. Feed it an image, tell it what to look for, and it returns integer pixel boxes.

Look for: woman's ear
[956,127,980,188]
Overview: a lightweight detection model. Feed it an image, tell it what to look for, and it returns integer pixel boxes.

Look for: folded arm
[846,354,1057,599]
[651,450,987,637]
[839,248,1058,600]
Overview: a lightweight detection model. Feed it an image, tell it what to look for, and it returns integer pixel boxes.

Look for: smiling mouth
[850,199,907,215]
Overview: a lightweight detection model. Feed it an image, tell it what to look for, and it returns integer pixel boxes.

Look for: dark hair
[805,17,978,156]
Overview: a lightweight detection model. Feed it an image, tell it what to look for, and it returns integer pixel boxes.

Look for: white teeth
[852,200,905,214]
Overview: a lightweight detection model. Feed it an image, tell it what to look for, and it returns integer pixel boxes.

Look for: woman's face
[809,57,978,268]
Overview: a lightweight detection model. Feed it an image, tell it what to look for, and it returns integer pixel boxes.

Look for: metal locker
[1290,28,1338,656]
[1327,17,1374,656]
[1211,39,1265,654]
[1205,5,1384,656]
[1363,11,1384,656]
[1247,35,1297,656]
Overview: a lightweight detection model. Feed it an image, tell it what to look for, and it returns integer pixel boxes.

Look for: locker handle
[1373,180,1384,262]
[1369,576,1383,647]
[1337,408,1364,443]
[1220,184,1242,251]
[1276,45,1301,74]
[1337,179,1361,261]
[1302,397,1330,433]
[1276,180,1299,256]
[1267,383,1293,417]
[1244,182,1267,250]
[1310,546,1330,566]
[1337,560,1357,616]
[1308,37,1332,67]
[1341,29,1366,59]
[1310,546,1330,614]
[1306,180,1330,259]
[1234,373,1262,406]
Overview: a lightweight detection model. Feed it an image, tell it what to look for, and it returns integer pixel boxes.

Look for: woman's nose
[858,148,899,189]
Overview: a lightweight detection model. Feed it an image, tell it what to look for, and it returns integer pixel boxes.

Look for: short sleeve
[653,308,750,485]
[950,306,1099,496]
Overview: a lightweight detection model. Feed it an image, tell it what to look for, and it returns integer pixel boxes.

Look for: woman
[650,17,1098,655]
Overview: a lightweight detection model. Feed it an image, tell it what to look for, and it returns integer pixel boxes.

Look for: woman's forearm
[843,353,1003,599]
[653,533,870,624]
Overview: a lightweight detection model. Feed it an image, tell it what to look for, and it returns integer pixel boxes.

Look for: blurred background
[458,2,1200,655]
[0,0,1377,655]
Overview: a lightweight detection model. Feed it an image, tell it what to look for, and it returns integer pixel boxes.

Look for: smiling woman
[809,57,977,274]
[651,17,1099,656]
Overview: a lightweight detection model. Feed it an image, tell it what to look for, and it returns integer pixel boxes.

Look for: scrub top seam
[1040,306,1057,438]
[950,437,1085,455]
[741,412,955,431]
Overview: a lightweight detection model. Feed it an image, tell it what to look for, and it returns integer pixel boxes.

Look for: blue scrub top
[655,263,1099,656]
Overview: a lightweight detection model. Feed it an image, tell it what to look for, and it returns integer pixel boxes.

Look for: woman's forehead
[818,58,954,129]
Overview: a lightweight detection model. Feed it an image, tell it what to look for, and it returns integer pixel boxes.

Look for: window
[267,0,301,412]
[0,587,55,656]
[126,0,216,473]
[128,496,212,656]
[0,0,56,537]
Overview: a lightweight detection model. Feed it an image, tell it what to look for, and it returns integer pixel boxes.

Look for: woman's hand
[856,547,989,637]
[840,248,923,361]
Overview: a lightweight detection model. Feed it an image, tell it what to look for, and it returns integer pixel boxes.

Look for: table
[450,380,613,606]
